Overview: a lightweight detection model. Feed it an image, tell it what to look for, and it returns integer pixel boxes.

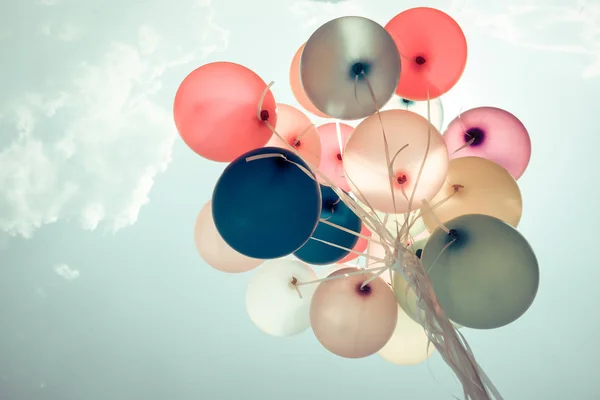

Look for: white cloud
[450,1,600,78]
[54,263,80,280]
[0,0,229,238]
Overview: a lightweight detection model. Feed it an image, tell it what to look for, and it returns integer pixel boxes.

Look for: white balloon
[380,95,444,132]
[378,305,435,365]
[246,259,318,337]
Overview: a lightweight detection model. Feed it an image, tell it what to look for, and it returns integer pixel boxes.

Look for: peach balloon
[317,122,354,191]
[267,104,322,167]
[289,43,330,118]
[337,224,371,263]
[422,156,523,232]
[194,200,263,273]
[310,267,398,358]
[378,305,435,366]
[343,109,449,214]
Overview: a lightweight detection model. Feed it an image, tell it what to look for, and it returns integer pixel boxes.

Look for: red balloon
[173,62,277,162]
[385,7,467,100]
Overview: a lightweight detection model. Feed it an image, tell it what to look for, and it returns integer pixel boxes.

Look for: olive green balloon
[300,16,400,120]
[422,214,539,330]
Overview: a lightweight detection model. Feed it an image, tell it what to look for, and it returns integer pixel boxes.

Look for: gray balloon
[422,214,539,330]
[300,16,401,120]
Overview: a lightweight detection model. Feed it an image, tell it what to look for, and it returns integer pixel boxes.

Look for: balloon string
[420,200,450,233]
[318,218,380,243]
[296,265,389,288]
[308,237,386,263]
[452,137,475,155]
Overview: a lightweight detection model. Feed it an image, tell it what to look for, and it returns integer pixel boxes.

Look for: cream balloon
[246,259,317,337]
[422,156,523,232]
[378,305,435,365]
[381,96,444,133]
[310,267,398,358]
[194,200,263,273]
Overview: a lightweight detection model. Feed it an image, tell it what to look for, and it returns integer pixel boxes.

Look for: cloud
[0,0,228,238]
[449,0,600,78]
[54,263,80,280]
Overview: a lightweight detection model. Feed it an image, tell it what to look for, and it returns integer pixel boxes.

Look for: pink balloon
[194,201,263,273]
[316,123,353,191]
[173,62,277,162]
[266,104,322,167]
[337,224,371,264]
[443,106,531,180]
[310,267,398,358]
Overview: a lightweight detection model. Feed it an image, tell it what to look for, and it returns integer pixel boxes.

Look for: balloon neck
[448,229,459,240]
[336,153,342,161]
[356,282,372,296]
[415,56,427,65]
[349,61,371,81]
[260,110,270,121]
[464,127,485,146]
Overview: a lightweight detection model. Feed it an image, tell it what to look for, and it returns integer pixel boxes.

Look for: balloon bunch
[175,7,538,400]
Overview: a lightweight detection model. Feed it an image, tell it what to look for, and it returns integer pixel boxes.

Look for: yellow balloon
[422,156,522,232]
[378,305,435,365]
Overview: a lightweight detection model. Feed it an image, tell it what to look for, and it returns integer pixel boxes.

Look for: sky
[0,0,599,399]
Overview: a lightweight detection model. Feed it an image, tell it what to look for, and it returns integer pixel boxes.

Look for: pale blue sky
[1,0,599,399]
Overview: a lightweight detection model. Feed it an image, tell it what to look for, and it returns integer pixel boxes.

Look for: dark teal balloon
[422,214,539,330]
[212,147,321,259]
[293,185,361,265]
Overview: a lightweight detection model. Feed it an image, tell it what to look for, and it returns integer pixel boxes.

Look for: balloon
[294,185,362,265]
[290,43,330,118]
[378,305,435,365]
[246,259,318,337]
[381,95,444,132]
[212,146,321,259]
[194,200,263,273]
[344,109,449,214]
[300,16,401,120]
[443,106,531,180]
[173,62,277,162]
[422,157,523,232]
[385,7,467,100]
[267,104,322,167]
[337,224,371,264]
[310,267,398,358]
[422,214,539,330]
[316,122,353,191]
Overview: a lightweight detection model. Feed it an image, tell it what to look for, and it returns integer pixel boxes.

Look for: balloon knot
[260,110,270,121]
[415,56,427,65]
[452,184,464,192]
[336,153,342,161]
[448,229,459,240]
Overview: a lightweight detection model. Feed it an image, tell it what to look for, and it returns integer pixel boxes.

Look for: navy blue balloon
[212,146,321,259]
[293,185,362,265]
